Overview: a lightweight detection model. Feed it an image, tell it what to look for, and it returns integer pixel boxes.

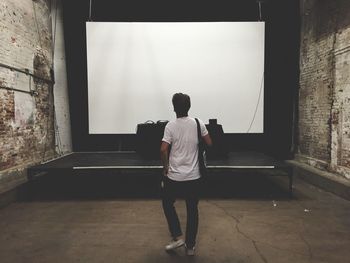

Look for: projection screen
[86,22,265,134]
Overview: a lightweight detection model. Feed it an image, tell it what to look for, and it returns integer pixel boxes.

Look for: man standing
[160,93,212,256]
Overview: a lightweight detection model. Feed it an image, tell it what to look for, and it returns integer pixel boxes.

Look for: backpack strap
[195,118,201,142]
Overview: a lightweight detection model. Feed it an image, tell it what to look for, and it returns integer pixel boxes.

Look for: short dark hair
[172,93,191,116]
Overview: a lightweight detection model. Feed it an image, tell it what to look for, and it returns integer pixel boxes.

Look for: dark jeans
[161,177,201,248]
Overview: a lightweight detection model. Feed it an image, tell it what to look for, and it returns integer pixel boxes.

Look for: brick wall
[0,0,63,194]
[298,0,350,179]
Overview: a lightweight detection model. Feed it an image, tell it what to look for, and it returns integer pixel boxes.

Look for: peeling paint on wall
[14,92,35,126]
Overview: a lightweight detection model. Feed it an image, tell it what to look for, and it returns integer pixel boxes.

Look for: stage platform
[28,151,294,196]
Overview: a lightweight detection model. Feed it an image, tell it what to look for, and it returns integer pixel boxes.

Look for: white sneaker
[186,246,195,256]
[165,239,185,251]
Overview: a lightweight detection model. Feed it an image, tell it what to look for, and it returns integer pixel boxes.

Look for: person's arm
[202,133,212,147]
[199,119,212,147]
[160,141,170,176]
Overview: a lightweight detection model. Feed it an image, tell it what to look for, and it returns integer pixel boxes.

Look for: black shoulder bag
[195,118,207,178]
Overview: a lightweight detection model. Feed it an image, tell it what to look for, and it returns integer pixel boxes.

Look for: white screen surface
[86,22,264,134]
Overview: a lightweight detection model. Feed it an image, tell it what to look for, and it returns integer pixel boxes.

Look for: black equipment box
[136,120,168,159]
[205,119,228,159]
[136,118,227,160]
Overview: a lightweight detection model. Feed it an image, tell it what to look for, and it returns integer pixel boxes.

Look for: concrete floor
[0,177,349,263]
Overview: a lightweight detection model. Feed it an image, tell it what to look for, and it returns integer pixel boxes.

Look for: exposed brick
[0,0,55,173]
[299,0,350,179]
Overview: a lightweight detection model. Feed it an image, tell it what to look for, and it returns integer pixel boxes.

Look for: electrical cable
[259,2,262,21]
[89,0,93,21]
[0,62,52,84]
[247,72,264,133]
[257,0,263,21]
[0,85,32,95]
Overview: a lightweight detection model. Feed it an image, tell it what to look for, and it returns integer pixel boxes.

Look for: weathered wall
[298,0,350,179]
[0,0,70,194]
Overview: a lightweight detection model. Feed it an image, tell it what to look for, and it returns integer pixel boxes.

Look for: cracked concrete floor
[0,177,349,263]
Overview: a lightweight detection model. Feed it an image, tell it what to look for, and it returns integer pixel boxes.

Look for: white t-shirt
[162,117,208,181]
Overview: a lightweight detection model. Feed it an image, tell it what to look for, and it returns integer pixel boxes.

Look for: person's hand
[163,166,169,177]
[161,166,168,189]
